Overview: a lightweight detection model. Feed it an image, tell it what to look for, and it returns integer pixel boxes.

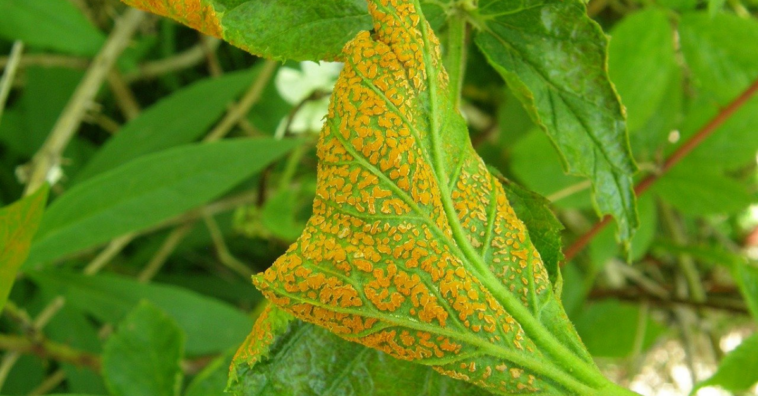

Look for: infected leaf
[229,305,490,396]
[252,1,633,395]
[120,0,372,61]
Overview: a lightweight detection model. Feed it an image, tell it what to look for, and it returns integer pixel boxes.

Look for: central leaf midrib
[404,0,607,390]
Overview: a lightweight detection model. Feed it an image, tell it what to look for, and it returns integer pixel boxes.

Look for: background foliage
[0,0,757,395]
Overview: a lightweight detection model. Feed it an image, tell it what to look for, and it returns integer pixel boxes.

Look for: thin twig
[203,212,253,279]
[201,35,223,78]
[0,41,24,125]
[29,368,66,395]
[589,288,748,314]
[23,8,145,195]
[0,296,66,388]
[146,190,259,234]
[106,69,141,120]
[547,180,592,203]
[82,234,136,275]
[138,223,195,282]
[204,59,278,142]
[0,334,101,371]
[33,297,66,329]
[563,77,758,262]
[85,112,122,134]
[123,38,221,83]
[0,54,90,70]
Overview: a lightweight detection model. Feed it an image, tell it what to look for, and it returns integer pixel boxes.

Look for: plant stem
[123,38,220,83]
[0,334,101,371]
[445,12,467,109]
[563,76,758,262]
[658,202,706,303]
[0,41,23,126]
[277,140,312,191]
[204,59,278,142]
[23,8,145,195]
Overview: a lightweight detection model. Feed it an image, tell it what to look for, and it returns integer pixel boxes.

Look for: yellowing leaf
[229,305,490,396]
[119,0,372,61]
[252,1,634,395]
[121,0,223,39]
[0,186,48,311]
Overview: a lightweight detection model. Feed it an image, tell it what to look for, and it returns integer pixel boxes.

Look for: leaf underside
[119,0,372,61]
[120,0,637,247]
[249,1,609,394]
[229,305,490,396]
[472,0,638,247]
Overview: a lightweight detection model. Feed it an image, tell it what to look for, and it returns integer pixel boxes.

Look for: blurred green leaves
[103,301,185,396]
[26,138,297,266]
[608,9,677,133]
[30,270,253,356]
[0,0,105,56]
[695,333,758,393]
[73,68,268,183]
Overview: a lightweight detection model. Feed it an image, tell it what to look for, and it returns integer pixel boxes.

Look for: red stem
[562,77,758,263]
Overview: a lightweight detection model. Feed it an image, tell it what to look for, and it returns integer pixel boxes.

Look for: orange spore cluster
[123,0,222,38]
[231,305,274,368]
[251,0,555,392]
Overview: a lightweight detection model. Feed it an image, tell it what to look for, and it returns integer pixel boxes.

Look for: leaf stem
[445,12,467,109]
[563,76,758,262]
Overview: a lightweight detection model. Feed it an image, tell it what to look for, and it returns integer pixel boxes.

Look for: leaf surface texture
[252,1,620,394]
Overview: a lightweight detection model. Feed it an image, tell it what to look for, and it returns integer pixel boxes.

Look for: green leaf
[228,305,491,396]
[261,188,312,242]
[73,68,267,183]
[120,0,372,62]
[186,350,235,396]
[0,185,48,312]
[676,13,758,170]
[591,195,657,266]
[733,262,758,323]
[675,93,758,171]
[497,177,564,282]
[103,301,185,396]
[649,243,758,322]
[574,300,665,358]
[608,9,676,132]
[679,12,758,101]
[253,2,633,394]
[25,138,298,266]
[29,270,253,356]
[472,0,638,247]
[0,0,105,56]
[629,195,657,262]
[628,65,683,162]
[2,355,45,394]
[510,129,592,210]
[41,292,108,394]
[0,67,84,157]
[707,0,726,16]
[653,163,752,216]
[695,332,758,393]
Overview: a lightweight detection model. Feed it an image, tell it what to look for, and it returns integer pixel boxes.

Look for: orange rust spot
[246,0,555,392]
[122,0,222,38]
